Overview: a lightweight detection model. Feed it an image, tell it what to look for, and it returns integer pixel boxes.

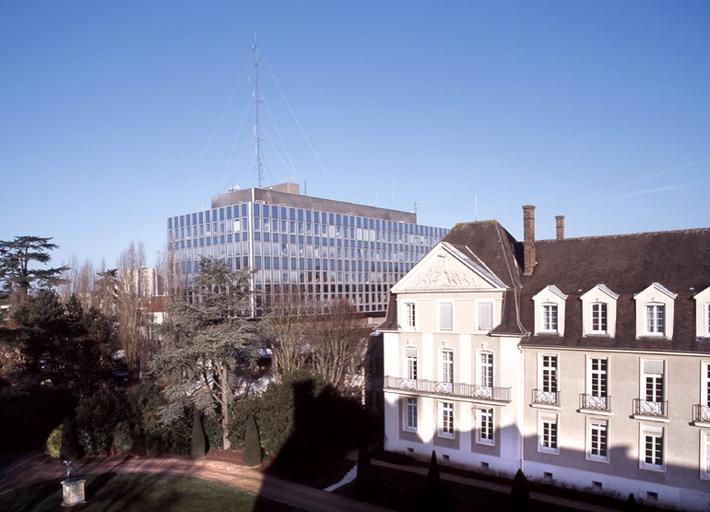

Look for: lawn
[335,464,575,512]
[0,472,301,512]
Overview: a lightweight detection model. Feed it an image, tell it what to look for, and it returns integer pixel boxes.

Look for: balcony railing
[579,394,611,412]
[693,404,710,423]
[383,376,511,402]
[532,389,560,406]
[633,399,668,418]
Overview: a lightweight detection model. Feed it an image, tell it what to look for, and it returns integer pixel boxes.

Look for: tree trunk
[220,364,231,450]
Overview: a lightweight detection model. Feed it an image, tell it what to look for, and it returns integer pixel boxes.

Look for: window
[439,302,453,330]
[479,351,494,388]
[405,398,417,432]
[541,355,558,393]
[477,407,494,445]
[405,303,416,329]
[707,303,710,335]
[640,425,664,471]
[543,304,558,332]
[702,431,710,480]
[439,402,454,437]
[405,347,417,381]
[587,419,608,462]
[589,358,608,398]
[591,303,607,333]
[477,302,493,331]
[642,360,665,416]
[704,362,710,407]
[441,349,454,384]
[539,414,559,454]
[646,304,665,335]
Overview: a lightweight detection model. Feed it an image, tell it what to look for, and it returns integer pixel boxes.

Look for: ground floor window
[404,397,418,432]
[640,425,664,471]
[476,407,494,445]
[538,413,559,454]
[587,419,608,462]
[439,401,454,437]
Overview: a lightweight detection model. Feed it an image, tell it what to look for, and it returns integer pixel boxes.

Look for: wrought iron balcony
[383,376,511,403]
[532,389,560,406]
[633,399,668,418]
[693,404,710,423]
[579,393,611,412]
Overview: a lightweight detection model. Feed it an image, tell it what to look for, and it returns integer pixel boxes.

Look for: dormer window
[634,283,677,340]
[533,285,567,336]
[591,303,608,333]
[543,304,559,332]
[693,287,710,338]
[581,285,619,338]
[646,304,666,336]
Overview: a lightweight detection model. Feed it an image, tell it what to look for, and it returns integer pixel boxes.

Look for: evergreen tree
[354,443,372,500]
[510,469,531,511]
[419,450,446,512]
[624,493,637,512]
[60,415,82,461]
[152,257,261,450]
[191,410,207,460]
[243,415,262,466]
[0,236,68,302]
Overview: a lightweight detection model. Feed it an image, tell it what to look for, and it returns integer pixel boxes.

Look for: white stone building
[380,206,710,510]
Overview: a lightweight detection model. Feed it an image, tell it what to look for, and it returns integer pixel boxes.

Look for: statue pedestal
[61,478,86,507]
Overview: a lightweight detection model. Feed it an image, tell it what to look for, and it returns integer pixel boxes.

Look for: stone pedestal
[61,478,86,507]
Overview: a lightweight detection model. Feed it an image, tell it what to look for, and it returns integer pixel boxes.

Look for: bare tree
[76,259,95,309]
[117,241,149,376]
[263,295,314,376]
[310,299,369,390]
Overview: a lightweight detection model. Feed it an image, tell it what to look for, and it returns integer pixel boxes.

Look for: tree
[510,469,531,511]
[354,443,372,500]
[152,257,261,450]
[117,241,149,377]
[419,450,445,512]
[60,414,83,460]
[263,295,312,376]
[95,267,119,319]
[243,415,262,466]
[191,410,206,459]
[310,299,369,390]
[0,236,68,302]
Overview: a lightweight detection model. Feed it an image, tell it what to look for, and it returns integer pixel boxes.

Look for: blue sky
[1,1,709,267]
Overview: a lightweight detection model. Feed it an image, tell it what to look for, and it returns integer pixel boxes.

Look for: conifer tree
[419,450,446,511]
[0,236,68,301]
[243,415,262,466]
[510,469,531,511]
[191,410,207,459]
[60,415,82,461]
[354,443,372,500]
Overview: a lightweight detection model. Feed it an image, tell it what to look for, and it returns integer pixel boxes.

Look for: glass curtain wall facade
[168,188,447,315]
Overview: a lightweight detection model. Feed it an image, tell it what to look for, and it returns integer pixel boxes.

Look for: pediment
[391,242,506,293]
[634,282,677,301]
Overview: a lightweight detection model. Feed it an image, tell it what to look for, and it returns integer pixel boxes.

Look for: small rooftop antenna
[413,201,419,216]
[475,193,479,220]
[252,35,264,188]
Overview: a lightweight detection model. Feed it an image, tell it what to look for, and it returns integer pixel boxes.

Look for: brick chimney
[523,205,536,276]
[555,215,565,241]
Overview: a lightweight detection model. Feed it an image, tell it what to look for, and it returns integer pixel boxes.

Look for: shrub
[354,443,372,500]
[60,415,82,460]
[46,425,62,459]
[112,421,133,453]
[75,388,128,454]
[191,410,206,460]
[243,415,262,466]
[127,383,191,456]
[510,469,530,511]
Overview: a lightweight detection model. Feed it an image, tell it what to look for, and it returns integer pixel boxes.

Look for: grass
[335,464,575,512]
[0,472,301,512]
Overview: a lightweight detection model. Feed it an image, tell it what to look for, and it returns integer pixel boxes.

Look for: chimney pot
[555,215,565,241]
[523,205,536,275]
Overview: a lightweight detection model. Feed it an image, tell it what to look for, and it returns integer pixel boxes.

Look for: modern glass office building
[167,183,447,315]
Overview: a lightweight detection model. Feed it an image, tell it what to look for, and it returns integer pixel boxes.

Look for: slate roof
[381,220,710,354]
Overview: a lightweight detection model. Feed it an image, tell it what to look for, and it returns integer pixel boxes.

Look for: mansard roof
[520,228,710,352]
[381,220,710,352]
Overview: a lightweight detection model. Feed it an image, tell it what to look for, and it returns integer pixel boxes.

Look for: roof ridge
[538,226,710,243]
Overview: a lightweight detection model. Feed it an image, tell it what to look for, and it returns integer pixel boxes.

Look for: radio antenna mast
[252,35,264,188]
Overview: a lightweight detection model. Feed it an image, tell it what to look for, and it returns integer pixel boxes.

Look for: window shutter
[478,302,493,330]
